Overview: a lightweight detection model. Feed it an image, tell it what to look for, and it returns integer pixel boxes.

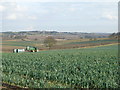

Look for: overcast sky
[0,0,119,33]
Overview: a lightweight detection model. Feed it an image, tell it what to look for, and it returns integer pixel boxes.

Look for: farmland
[1,38,118,52]
[2,44,119,88]
[67,39,118,45]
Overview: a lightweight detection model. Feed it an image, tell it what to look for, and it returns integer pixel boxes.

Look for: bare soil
[1,82,29,90]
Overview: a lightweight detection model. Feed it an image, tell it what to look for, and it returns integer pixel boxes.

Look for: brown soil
[1,45,25,53]
[1,82,29,90]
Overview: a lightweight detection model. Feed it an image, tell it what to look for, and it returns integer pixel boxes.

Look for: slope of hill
[1,31,110,40]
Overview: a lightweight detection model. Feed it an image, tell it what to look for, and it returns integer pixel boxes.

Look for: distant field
[1,38,118,52]
[67,39,118,45]
[2,45,119,88]
[1,40,44,52]
[2,41,42,47]
[2,38,117,47]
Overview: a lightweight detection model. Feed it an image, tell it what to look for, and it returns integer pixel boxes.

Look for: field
[2,44,119,88]
[1,38,118,52]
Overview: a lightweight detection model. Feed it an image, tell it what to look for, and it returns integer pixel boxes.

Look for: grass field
[2,44,119,88]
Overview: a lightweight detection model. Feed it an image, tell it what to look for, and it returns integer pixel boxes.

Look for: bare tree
[44,36,57,49]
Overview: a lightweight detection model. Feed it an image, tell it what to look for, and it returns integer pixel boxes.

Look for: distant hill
[1,31,111,40]
[109,32,120,39]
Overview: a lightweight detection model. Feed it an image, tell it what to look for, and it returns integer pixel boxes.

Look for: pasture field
[2,38,117,47]
[1,38,118,52]
[2,44,119,88]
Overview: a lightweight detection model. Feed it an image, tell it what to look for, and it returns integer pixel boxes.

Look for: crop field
[67,39,118,45]
[2,38,117,47]
[2,38,118,53]
[2,45,119,88]
[2,41,42,47]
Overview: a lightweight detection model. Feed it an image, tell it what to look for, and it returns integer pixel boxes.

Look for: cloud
[101,12,118,20]
[69,8,76,12]
[5,12,25,20]
[3,3,29,20]
[2,1,118,33]
[28,16,37,20]
[6,13,17,20]
[104,14,117,20]
[5,13,38,20]
[2,2,28,13]
[25,26,34,30]
[15,5,28,12]
[0,5,6,11]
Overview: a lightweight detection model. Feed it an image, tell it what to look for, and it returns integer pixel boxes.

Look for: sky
[0,0,119,33]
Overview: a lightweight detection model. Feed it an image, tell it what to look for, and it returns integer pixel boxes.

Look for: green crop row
[2,45,119,88]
